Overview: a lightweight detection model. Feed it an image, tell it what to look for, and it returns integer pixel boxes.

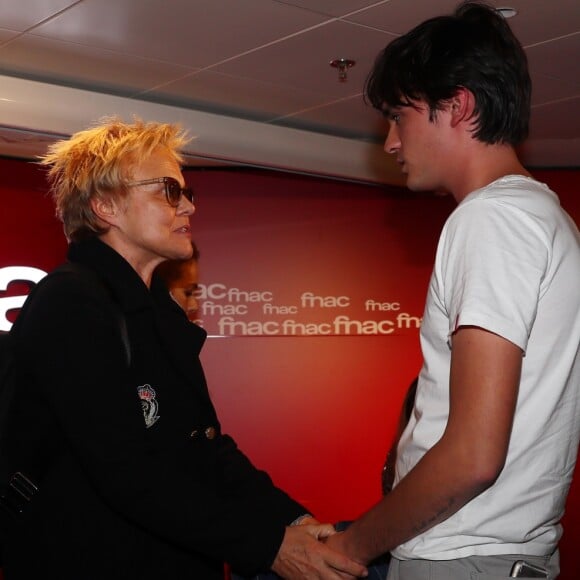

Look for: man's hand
[271,524,367,579]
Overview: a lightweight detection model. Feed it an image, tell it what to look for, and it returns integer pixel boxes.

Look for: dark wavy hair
[365,1,531,145]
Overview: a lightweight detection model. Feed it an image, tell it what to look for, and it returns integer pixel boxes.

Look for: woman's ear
[90,195,118,227]
[450,87,476,128]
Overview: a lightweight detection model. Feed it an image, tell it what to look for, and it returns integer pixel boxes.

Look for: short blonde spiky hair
[39,117,190,242]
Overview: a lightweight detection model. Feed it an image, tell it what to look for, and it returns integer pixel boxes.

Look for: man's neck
[450,143,531,203]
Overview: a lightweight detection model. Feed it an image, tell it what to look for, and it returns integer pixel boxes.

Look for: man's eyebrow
[381,105,400,118]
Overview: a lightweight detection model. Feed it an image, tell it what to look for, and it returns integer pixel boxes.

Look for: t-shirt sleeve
[437,197,549,352]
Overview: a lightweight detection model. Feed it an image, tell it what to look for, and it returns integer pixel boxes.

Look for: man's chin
[405,177,423,192]
[405,176,442,195]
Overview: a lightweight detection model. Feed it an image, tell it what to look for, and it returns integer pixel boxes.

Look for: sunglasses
[126,176,195,207]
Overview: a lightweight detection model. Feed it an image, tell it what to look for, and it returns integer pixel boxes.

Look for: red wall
[0,158,578,576]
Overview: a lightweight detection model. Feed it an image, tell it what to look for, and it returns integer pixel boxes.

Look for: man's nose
[384,125,400,155]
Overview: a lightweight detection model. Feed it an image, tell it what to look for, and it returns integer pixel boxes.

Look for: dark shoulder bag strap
[56,262,131,365]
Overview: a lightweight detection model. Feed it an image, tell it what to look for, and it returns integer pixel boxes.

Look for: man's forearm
[333,437,495,564]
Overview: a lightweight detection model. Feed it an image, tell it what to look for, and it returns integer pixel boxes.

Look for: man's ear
[449,87,476,128]
[90,195,118,227]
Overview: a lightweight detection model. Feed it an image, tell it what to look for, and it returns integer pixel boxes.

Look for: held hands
[271,524,368,579]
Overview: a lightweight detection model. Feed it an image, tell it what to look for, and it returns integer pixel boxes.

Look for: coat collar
[67,237,151,313]
[67,238,207,355]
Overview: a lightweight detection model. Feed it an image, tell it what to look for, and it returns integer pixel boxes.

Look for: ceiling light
[496,6,517,18]
[330,58,356,82]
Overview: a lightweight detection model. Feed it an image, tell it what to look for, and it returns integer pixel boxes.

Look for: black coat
[3,238,304,579]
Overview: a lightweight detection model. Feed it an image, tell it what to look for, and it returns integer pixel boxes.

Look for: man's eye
[390,113,401,124]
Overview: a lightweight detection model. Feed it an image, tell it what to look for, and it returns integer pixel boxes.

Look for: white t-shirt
[393,176,580,560]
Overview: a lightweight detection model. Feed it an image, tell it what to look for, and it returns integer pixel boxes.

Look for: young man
[326,2,580,578]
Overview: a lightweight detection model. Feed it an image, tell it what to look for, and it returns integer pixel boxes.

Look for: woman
[155,241,201,322]
[1,118,365,580]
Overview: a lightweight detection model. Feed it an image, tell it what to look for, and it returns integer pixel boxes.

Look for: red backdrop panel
[0,157,578,576]
[187,170,453,523]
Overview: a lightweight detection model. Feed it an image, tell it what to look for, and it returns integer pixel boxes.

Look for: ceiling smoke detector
[330,58,356,82]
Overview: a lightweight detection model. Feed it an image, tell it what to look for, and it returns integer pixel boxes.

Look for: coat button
[205,427,216,440]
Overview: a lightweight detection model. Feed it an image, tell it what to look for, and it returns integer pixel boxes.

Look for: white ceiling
[0,0,578,185]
